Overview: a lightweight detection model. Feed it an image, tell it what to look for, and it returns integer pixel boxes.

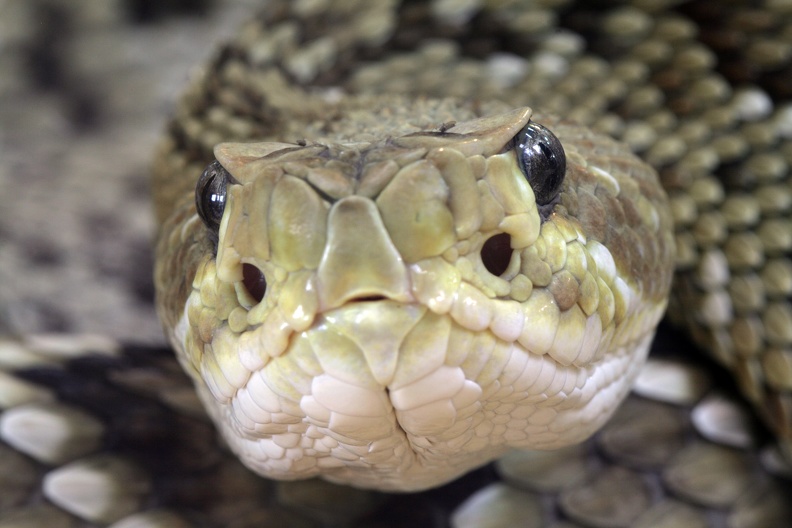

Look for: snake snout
[316,196,413,310]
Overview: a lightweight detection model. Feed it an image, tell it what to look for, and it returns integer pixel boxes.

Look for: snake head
[162,104,675,491]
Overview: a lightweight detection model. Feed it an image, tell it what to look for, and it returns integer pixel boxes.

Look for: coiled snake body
[3,1,792,526]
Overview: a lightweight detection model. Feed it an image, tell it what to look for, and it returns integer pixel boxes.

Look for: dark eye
[512,121,566,207]
[196,160,234,234]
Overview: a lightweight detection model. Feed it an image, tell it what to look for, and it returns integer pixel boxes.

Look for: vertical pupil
[536,142,556,171]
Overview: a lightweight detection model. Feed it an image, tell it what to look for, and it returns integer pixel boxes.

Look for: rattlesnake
[2,1,792,526]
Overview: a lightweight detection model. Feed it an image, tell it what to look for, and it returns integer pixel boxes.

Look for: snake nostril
[242,263,267,304]
[481,233,513,277]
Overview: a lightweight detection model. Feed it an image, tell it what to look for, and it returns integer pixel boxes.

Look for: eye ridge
[512,121,566,214]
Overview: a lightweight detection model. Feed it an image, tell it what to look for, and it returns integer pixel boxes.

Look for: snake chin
[172,294,659,491]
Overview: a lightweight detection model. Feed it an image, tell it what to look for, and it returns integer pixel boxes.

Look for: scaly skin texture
[155,2,790,489]
[152,7,676,490]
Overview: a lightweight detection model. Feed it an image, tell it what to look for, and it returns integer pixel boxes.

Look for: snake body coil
[2,0,790,525]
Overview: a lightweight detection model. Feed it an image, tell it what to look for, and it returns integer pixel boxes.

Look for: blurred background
[0,0,261,343]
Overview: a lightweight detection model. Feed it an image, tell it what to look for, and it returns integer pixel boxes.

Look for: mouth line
[345,295,389,303]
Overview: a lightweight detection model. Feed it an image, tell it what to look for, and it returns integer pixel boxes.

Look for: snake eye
[196,160,235,235]
[512,121,566,207]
